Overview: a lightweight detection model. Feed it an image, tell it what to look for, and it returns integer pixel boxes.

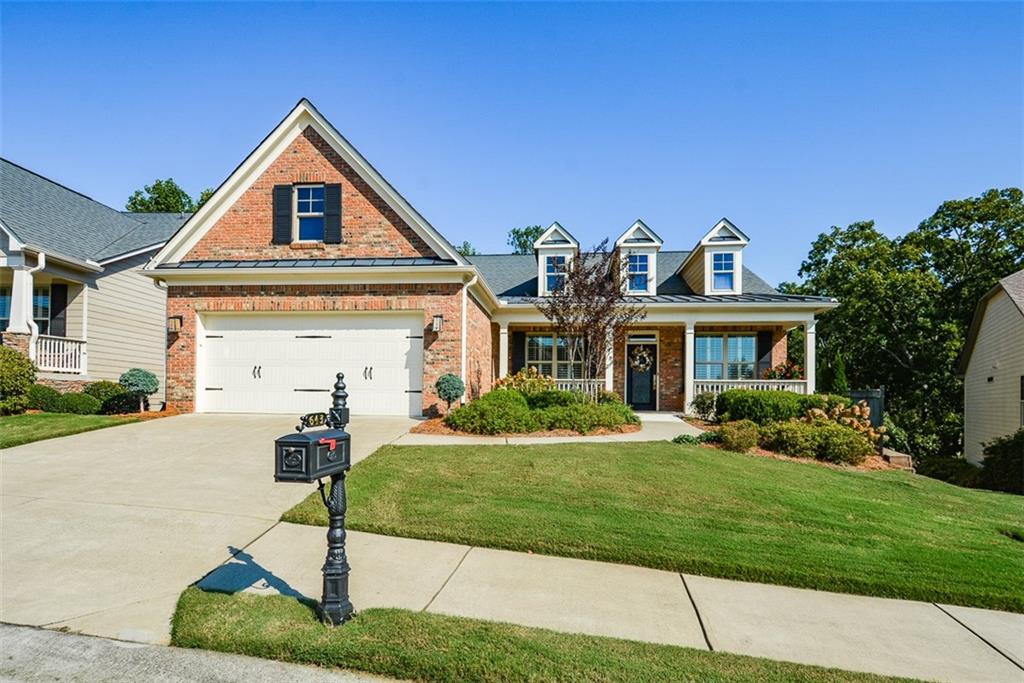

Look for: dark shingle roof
[156,257,457,269]
[467,251,811,303]
[0,158,187,264]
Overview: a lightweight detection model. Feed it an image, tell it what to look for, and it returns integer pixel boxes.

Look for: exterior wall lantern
[273,373,354,625]
[431,314,444,332]
[166,315,183,334]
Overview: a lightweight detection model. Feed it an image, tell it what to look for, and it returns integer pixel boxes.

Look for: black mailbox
[275,424,351,483]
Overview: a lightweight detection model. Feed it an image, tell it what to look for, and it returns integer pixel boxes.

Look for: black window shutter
[272,185,292,244]
[757,331,773,377]
[49,284,68,338]
[324,183,342,244]
[511,332,526,374]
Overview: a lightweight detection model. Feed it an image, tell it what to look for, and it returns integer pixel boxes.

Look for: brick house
[146,99,837,417]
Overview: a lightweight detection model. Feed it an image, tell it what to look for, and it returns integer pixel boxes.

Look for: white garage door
[197,312,424,417]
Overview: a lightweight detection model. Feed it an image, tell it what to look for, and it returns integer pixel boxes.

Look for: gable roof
[150,99,466,267]
[467,250,800,303]
[0,158,187,267]
[959,268,1024,375]
[615,219,663,248]
[533,222,579,249]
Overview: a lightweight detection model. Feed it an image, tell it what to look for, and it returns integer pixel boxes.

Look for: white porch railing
[693,379,807,398]
[34,335,86,374]
[555,378,604,400]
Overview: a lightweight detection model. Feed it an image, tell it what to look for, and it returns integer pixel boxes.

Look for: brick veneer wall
[464,293,494,401]
[185,127,438,261]
[165,283,464,415]
[612,326,685,412]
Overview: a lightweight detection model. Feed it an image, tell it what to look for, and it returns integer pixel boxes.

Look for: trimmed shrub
[715,389,850,424]
[493,367,555,395]
[759,420,817,458]
[435,373,465,413]
[58,392,101,415]
[27,383,63,412]
[119,368,159,412]
[525,390,582,410]
[812,421,874,465]
[691,392,717,421]
[85,380,127,405]
[673,433,701,446]
[535,402,636,434]
[697,429,722,444]
[101,391,140,415]
[978,429,1023,495]
[0,346,35,415]
[596,389,623,405]
[444,390,537,434]
[720,420,759,453]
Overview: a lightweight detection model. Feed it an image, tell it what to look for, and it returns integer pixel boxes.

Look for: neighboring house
[959,269,1024,464]
[0,158,188,403]
[145,99,837,418]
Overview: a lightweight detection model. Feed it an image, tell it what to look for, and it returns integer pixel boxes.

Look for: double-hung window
[545,255,567,293]
[695,334,756,380]
[712,252,735,291]
[627,254,649,292]
[295,185,325,242]
[0,287,10,332]
[526,334,585,379]
[1,286,50,333]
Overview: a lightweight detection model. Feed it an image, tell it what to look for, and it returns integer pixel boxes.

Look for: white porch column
[7,265,34,334]
[684,323,696,414]
[604,327,614,391]
[804,318,816,395]
[498,322,509,378]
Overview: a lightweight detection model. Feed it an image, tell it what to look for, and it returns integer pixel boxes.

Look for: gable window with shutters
[294,185,325,242]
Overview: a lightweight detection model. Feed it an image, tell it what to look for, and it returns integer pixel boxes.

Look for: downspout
[460,275,478,397]
[25,253,46,361]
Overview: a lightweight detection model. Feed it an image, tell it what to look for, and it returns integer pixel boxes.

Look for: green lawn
[172,587,913,683]
[283,441,1024,612]
[0,412,141,449]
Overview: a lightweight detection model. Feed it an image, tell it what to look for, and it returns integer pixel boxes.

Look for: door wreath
[629,346,653,372]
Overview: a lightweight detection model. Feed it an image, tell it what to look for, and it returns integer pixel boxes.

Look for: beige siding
[64,282,86,339]
[681,247,705,294]
[963,290,1024,463]
[86,253,167,403]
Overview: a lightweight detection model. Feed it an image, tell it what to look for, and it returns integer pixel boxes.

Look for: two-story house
[144,99,836,417]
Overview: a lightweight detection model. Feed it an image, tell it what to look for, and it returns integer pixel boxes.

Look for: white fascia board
[142,264,477,286]
[533,222,579,250]
[492,303,835,327]
[153,100,465,267]
[97,243,165,266]
[615,219,663,248]
[20,244,103,273]
[677,217,749,275]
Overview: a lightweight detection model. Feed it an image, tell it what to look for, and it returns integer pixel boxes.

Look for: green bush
[673,433,701,446]
[759,420,817,458]
[26,383,63,412]
[444,390,537,434]
[812,421,874,465]
[0,346,35,415]
[691,392,717,421]
[535,402,636,434]
[698,429,722,444]
[101,391,140,415]
[720,420,759,453]
[58,392,101,415]
[715,389,849,424]
[916,455,981,489]
[434,373,465,413]
[979,429,1023,495]
[85,380,127,404]
[525,389,582,410]
[119,367,159,412]
[596,389,623,405]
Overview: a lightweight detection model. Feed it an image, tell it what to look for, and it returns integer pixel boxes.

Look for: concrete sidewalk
[199,523,1024,683]
[394,411,701,446]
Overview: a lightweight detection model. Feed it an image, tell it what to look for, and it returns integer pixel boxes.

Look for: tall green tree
[126,178,213,213]
[507,225,545,254]
[455,241,478,257]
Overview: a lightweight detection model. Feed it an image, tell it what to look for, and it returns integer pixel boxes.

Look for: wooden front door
[626,343,657,411]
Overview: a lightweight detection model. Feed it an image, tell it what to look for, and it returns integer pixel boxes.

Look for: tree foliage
[536,240,646,394]
[507,225,545,254]
[787,189,1023,465]
[454,241,478,256]
[126,178,213,213]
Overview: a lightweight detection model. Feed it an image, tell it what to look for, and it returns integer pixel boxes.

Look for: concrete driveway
[0,413,413,644]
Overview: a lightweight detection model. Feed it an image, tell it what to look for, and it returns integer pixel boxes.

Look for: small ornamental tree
[119,368,159,413]
[435,373,465,413]
[535,239,647,400]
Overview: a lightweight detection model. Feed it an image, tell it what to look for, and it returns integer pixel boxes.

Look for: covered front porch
[493,313,818,414]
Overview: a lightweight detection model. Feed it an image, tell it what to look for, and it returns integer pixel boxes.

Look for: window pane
[310,186,324,200]
[728,363,755,380]
[629,274,647,291]
[727,336,756,363]
[695,363,723,380]
[298,216,325,241]
[527,362,552,377]
[695,336,723,362]
[713,272,734,290]
[33,287,49,321]
[527,336,554,362]
[298,187,312,201]
[557,336,584,362]
[713,253,733,271]
[547,274,565,292]
[546,256,565,273]
[0,287,10,320]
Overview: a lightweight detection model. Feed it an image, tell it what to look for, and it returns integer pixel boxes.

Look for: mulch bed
[699,442,897,472]
[410,417,642,438]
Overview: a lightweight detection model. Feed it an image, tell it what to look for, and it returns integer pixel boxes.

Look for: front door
[626,343,657,410]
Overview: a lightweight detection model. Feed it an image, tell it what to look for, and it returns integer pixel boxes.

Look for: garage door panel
[198,313,423,416]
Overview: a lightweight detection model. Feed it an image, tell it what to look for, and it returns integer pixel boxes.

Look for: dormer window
[294,185,325,242]
[627,254,649,292]
[546,255,567,292]
[712,252,735,291]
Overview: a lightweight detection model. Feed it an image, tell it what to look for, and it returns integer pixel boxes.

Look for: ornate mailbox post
[274,372,354,625]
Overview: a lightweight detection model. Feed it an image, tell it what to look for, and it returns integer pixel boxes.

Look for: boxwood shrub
[719,420,759,452]
[525,389,582,410]
[445,389,638,435]
[26,383,63,412]
[85,380,127,404]
[0,346,35,415]
[715,389,850,425]
[58,392,102,415]
[758,419,874,465]
[444,390,538,434]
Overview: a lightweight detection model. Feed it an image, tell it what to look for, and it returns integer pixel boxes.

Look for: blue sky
[2,2,1021,285]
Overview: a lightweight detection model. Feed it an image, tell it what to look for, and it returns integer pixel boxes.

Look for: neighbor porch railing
[555,378,604,401]
[34,335,86,374]
[693,379,807,398]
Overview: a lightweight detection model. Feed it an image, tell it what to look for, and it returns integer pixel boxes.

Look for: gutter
[460,274,479,389]
[25,253,46,360]
[21,244,103,273]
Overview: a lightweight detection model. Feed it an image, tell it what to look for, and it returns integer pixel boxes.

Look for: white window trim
[622,248,657,295]
[537,248,575,296]
[525,332,586,379]
[292,184,326,243]
[704,246,742,295]
[624,330,659,410]
[711,252,735,292]
[694,332,758,380]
